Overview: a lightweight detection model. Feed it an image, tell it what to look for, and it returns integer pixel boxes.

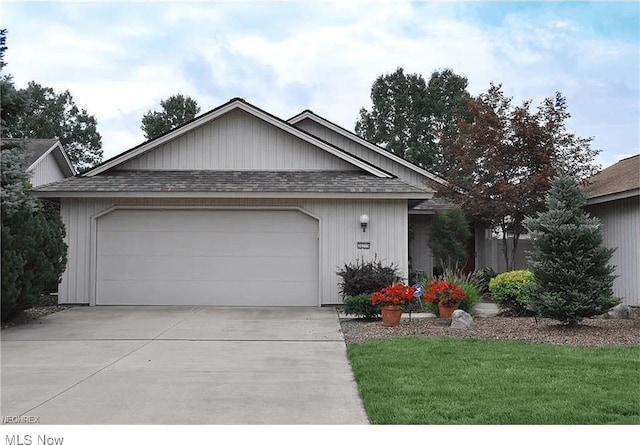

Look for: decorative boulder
[450,309,475,329]
[607,303,633,319]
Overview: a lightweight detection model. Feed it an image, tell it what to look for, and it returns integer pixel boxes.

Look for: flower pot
[381,306,402,327]
[438,302,459,319]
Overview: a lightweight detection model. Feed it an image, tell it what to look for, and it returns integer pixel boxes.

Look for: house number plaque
[357,242,370,249]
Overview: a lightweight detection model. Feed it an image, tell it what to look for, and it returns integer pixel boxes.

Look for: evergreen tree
[525,176,617,326]
[1,141,68,321]
[428,209,470,272]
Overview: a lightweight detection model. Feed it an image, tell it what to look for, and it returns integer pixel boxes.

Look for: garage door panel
[97,231,317,257]
[96,209,318,306]
[98,256,318,281]
[98,280,316,306]
[98,210,317,233]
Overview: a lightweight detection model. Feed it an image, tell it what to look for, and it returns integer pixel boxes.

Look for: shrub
[472,267,497,297]
[1,207,68,321]
[489,270,534,315]
[1,143,68,322]
[337,257,402,298]
[343,294,380,319]
[443,271,482,313]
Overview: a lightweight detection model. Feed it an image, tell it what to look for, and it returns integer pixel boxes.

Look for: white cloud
[1,1,637,164]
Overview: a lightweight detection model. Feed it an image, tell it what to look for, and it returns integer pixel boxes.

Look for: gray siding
[116,109,354,171]
[59,197,408,306]
[28,153,65,187]
[294,118,435,189]
[586,197,640,306]
[475,227,532,273]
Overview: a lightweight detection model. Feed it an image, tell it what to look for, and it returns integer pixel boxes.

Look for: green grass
[347,336,640,424]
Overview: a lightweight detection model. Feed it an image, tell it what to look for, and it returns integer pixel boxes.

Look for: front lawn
[347,336,640,424]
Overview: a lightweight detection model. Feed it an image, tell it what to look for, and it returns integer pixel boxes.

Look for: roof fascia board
[53,142,77,176]
[288,111,449,186]
[585,189,640,206]
[31,191,433,200]
[87,101,391,178]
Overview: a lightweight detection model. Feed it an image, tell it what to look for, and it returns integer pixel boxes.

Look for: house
[1,138,76,187]
[32,98,448,306]
[583,154,640,306]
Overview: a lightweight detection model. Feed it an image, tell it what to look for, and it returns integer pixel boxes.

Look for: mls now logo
[6,436,64,445]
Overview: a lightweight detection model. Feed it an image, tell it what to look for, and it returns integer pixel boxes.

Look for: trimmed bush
[337,257,402,298]
[343,294,380,319]
[489,270,534,315]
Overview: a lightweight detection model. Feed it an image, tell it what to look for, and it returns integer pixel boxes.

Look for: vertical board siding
[29,154,65,187]
[294,119,435,190]
[587,197,640,306]
[474,227,532,273]
[59,198,409,306]
[115,109,354,171]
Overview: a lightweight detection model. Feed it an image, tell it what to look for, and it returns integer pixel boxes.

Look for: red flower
[424,280,467,307]
[369,282,416,309]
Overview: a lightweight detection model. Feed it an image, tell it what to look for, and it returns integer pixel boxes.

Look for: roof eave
[584,188,640,206]
[30,191,434,200]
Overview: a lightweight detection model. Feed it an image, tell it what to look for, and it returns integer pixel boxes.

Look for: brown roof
[31,170,430,195]
[583,155,640,200]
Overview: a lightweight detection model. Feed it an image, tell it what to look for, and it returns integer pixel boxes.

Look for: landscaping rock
[607,303,633,319]
[451,310,475,329]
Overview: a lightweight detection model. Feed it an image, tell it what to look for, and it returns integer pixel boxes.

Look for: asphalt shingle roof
[583,155,640,199]
[1,138,58,167]
[32,170,430,194]
[411,195,457,211]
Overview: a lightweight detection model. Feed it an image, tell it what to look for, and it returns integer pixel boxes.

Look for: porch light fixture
[359,214,369,232]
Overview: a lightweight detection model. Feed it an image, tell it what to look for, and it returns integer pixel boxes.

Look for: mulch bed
[340,315,640,347]
[1,294,70,330]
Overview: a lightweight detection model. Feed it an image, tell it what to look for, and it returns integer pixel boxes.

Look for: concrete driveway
[1,306,369,424]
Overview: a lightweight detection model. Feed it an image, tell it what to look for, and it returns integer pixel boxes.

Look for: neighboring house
[1,138,76,187]
[32,98,450,307]
[583,154,640,306]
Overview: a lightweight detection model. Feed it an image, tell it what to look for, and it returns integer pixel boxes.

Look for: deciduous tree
[356,68,469,173]
[1,81,103,171]
[438,84,586,270]
[141,94,201,140]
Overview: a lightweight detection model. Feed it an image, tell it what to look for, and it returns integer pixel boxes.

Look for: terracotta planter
[438,302,459,319]
[381,306,402,327]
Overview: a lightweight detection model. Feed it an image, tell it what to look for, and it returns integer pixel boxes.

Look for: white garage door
[96,209,318,306]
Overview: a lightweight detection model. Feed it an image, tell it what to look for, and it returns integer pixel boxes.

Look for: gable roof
[0,138,76,177]
[85,98,392,178]
[583,154,640,205]
[287,110,449,187]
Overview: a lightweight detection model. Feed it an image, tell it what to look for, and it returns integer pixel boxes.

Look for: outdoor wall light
[359,214,370,232]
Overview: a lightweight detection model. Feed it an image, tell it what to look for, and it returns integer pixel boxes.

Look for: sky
[1,0,639,169]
